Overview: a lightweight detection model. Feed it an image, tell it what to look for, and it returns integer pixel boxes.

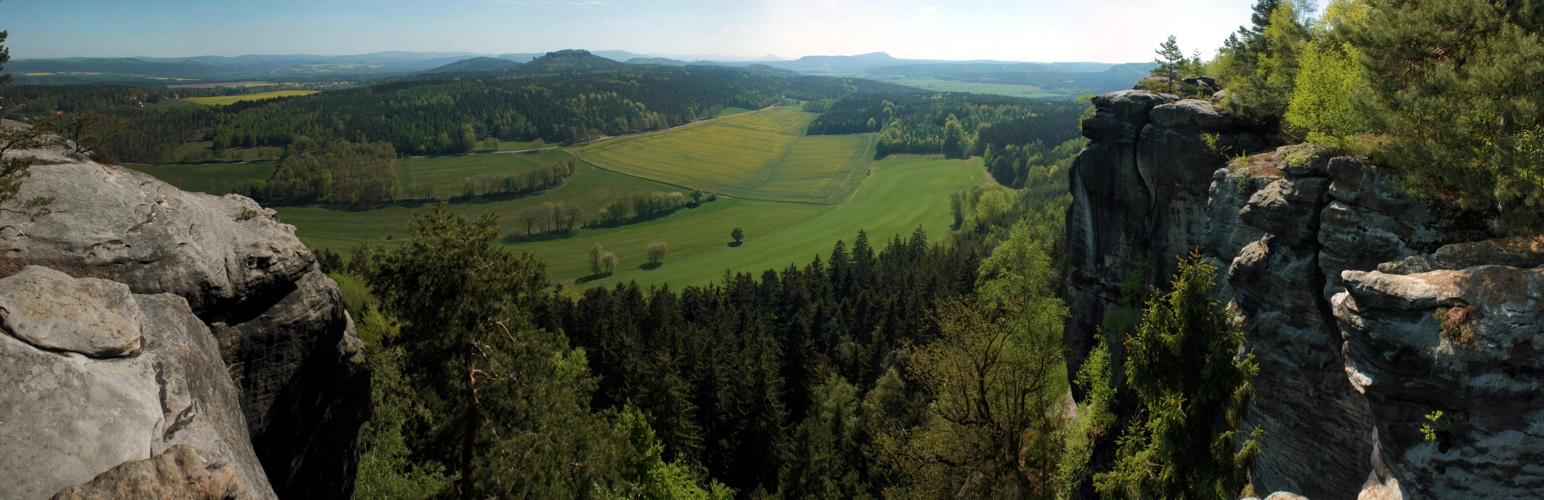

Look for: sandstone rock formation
[51,445,245,500]
[0,160,368,498]
[1067,89,1543,498]
[0,266,274,499]
[1337,237,1544,498]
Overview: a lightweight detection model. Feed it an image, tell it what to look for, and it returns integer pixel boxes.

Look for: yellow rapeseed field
[575,107,874,204]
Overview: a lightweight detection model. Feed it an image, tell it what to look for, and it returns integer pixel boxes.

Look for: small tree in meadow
[646,242,668,265]
[601,252,618,275]
[731,227,744,244]
[589,243,605,276]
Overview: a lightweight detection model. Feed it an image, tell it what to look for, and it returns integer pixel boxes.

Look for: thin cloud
[919,5,939,14]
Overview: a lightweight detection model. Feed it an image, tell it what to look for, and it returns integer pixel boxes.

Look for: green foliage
[645,241,668,264]
[807,92,1087,183]
[1152,35,1187,90]
[0,25,56,217]
[889,219,1070,498]
[1217,1,1312,121]
[1421,410,1447,443]
[236,139,398,205]
[613,403,735,500]
[1343,0,1544,233]
[730,227,744,243]
[1054,341,1117,499]
[1095,252,1261,499]
[1285,40,1369,148]
[590,242,606,276]
[778,375,868,499]
[356,202,639,498]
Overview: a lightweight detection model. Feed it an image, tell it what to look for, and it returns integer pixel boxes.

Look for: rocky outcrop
[1337,237,1544,498]
[0,267,274,499]
[1067,90,1264,374]
[51,445,244,500]
[1068,89,1544,498]
[0,161,368,498]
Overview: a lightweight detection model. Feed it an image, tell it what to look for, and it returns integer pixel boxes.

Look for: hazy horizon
[1,0,1304,63]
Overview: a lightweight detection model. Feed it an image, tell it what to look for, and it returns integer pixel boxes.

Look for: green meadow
[395,150,574,198]
[127,162,277,193]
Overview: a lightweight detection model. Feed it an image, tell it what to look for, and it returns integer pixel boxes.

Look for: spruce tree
[1095,251,1261,499]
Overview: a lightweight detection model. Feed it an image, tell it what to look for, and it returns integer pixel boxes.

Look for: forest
[807,92,1087,186]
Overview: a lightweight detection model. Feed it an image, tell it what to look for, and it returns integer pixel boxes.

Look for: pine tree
[1345,0,1544,232]
[1153,35,1186,85]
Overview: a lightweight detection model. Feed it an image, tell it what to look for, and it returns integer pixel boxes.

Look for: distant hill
[427,57,521,73]
[7,58,224,79]
[516,50,624,73]
[862,62,1157,97]
[625,57,688,66]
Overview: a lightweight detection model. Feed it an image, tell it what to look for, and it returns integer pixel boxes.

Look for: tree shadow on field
[726,241,742,248]
[639,262,663,271]
[500,231,576,244]
[576,273,613,284]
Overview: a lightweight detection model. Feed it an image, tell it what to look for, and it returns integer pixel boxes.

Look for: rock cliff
[1067,90,1544,498]
[0,158,369,498]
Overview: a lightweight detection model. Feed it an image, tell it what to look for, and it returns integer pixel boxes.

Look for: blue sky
[2,0,1289,62]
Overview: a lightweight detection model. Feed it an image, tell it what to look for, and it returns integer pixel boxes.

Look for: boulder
[0,163,367,498]
[51,445,243,500]
[0,266,143,357]
[0,267,275,499]
[1240,176,1329,244]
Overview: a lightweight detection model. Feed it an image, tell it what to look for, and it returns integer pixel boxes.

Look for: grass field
[185,90,319,106]
[279,155,983,289]
[496,140,550,151]
[575,107,874,204]
[127,162,277,194]
[395,150,574,198]
[718,107,752,116]
[588,156,982,288]
[276,160,682,250]
[884,78,1064,98]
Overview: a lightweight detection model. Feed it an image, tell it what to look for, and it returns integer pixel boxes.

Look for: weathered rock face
[1066,91,1264,375]
[0,162,368,498]
[0,267,274,499]
[1068,90,1544,498]
[1221,146,1396,498]
[1337,237,1544,498]
[51,444,245,500]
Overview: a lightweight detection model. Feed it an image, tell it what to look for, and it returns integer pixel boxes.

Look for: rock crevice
[0,161,369,499]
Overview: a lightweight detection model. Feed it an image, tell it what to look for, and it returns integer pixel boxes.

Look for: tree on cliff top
[1095,251,1261,499]
[0,6,58,219]
[1344,0,1544,234]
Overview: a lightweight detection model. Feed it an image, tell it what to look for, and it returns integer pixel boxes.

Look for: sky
[1,0,1292,63]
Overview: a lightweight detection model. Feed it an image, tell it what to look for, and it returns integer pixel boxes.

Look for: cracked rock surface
[0,162,368,499]
[0,266,275,499]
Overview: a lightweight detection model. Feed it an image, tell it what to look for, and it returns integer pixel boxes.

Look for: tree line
[232,138,398,205]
